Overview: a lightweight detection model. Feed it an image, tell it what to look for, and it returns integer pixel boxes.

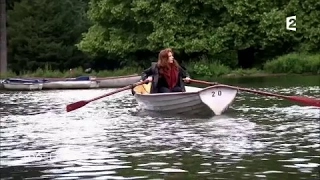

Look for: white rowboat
[0,80,4,90]
[132,83,238,116]
[2,74,140,90]
[97,74,141,88]
[2,81,43,91]
[43,80,99,89]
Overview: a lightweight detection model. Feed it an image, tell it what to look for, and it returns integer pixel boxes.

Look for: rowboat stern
[198,85,238,115]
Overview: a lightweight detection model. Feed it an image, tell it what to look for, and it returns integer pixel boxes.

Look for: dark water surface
[0,75,319,180]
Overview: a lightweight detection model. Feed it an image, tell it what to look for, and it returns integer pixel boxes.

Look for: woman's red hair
[157,48,179,72]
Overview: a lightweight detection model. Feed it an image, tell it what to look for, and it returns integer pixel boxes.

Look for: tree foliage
[78,0,320,67]
[8,0,90,72]
[6,0,320,72]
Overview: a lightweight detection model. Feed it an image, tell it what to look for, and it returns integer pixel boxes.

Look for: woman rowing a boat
[140,48,191,93]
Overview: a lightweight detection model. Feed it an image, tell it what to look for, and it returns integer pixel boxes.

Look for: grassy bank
[1,53,319,79]
[186,61,267,78]
[263,53,320,74]
[187,52,320,78]
[0,67,143,79]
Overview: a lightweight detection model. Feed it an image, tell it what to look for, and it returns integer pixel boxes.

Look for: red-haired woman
[141,48,191,93]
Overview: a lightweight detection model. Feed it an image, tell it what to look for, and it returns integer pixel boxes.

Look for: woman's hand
[147,76,153,82]
[140,76,152,83]
[184,77,191,83]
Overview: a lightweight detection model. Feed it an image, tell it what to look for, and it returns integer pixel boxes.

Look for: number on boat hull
[199,86,238,116]
[212,90,222,97]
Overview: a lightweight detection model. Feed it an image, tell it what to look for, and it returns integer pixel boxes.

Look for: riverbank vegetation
[187,53,320,78]
[1,0,319,78]
[1,53,318,79]
[263,53,320,74]
[0,66,143,79]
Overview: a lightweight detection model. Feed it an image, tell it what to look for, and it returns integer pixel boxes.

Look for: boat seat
[133,83,151,94]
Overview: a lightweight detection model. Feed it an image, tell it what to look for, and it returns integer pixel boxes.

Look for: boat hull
[42,81,99,89]
[97,75,141,88]
[0,80,4,90]
[1,78,43,91]
[0,74,141,90]
[133,84,238,116]
[135,92,213,116]
[3,83,43,91]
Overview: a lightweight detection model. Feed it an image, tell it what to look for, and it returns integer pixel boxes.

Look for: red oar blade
[288,96,320,107]
[66,101,89,112]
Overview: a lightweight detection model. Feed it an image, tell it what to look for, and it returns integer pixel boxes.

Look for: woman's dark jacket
[141,62,190,93]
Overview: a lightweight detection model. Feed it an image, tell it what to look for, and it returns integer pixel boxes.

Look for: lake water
[0,75,319,179]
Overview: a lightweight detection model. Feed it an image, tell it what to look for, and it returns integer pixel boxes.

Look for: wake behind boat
[132,83,238,116]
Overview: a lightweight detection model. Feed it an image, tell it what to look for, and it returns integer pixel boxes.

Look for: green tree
[8,0,90,73]
[75,0,320,69]
[0,0,7,74]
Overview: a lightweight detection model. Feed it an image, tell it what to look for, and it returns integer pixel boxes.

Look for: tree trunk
[0,0,7,74]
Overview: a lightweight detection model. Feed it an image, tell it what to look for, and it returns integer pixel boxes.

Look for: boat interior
[133,83,151,94]
[133,83,202,95]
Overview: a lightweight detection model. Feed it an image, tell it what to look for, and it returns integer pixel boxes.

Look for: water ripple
[0,84,319,179]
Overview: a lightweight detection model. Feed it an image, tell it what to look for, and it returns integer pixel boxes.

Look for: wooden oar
[189,79,320,108]
[66,80,149,112]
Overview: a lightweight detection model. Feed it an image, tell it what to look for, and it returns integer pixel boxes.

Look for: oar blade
[65,80,149,113]
[288,96,320,107]
[66,101,89,112]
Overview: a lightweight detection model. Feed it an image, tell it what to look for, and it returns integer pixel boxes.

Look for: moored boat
[42,80,99,89]
[96,74,141,88]
[0,79,4,90]
[132,83,238,116]
[18,74,141,89]
[2,76,99,90]
[2,78,43,91]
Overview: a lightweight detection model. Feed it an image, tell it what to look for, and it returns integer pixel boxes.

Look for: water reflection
[0,82,319,179]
